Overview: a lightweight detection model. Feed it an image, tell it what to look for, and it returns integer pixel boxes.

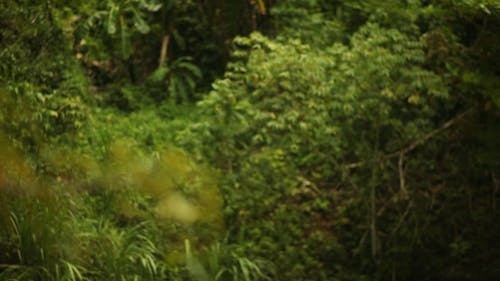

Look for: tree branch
[0,264,23,268]
[159,34,170,68]
[398,153,408,199]
[343,109,473,169]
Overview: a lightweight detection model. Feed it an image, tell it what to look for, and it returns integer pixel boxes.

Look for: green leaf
[178,62,202,79]
[48,110,59,117]
[150,66,170,82]
[172,29,186,50]
[133,9,150,34]
[140,0,162,12]
[107,5,119,34]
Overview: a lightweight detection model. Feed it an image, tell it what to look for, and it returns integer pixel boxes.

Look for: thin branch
[159,34,170,67]
[398,153,408,199]
[391,200,413,236]
[343,109,473,169]
[0,264,24,269]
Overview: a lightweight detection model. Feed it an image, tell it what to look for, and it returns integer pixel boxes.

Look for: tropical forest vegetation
[0,0,499,280]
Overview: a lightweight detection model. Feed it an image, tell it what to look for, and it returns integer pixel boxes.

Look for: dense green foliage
[1,0,499,280]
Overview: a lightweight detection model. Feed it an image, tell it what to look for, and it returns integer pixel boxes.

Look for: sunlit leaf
[133,9,150,34]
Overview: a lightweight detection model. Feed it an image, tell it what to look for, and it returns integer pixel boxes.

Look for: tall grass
[0,134,265,281]
[0,191,86,281]
[185,239,273,281]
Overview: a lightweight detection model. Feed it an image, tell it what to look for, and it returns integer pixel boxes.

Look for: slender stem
[398,153,408,198]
